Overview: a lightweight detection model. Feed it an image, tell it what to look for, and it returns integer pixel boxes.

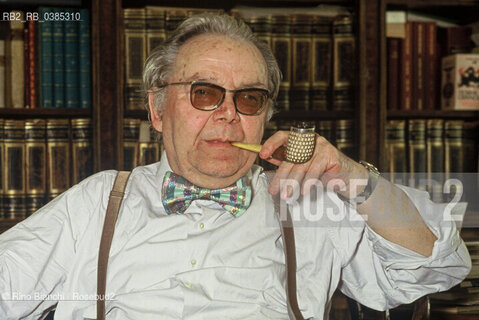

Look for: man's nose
[212,93,238,122]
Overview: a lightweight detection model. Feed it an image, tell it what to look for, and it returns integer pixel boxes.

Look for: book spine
[317,120,333,142]
[248,15,272,49]
[412,22,425,110]
[408,120,427,187]
[0,39,4,108]
[123,118,140,170]
[311,16,333,111]
[145,7,166,58]
[332,15,355,111]
[400,22,413,110]
[71,118,93,184]
[445,120,464,180]
[7,11,25,108]
[424,22,437,110]
[24,28,30,109]
[387,38,400,110]
[52,11,64,108]
[271,14,291,111]
[28,20,36,108]
[138,121,159,166]
[25,119,46,216]
[291,14,312,110]
[426,119,444,202]
[46,119,71,200]
[124,8,146,111]
[165,9,187,40]
[78,9,91,109]
[64,8,79,108]
[38,7,53,108]
[3,119,26,218]
[335,119,355,158]
[386,120,407,184]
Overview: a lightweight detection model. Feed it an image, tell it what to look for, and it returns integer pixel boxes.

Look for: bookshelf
[0,0,97,232]
[379,1,479,318]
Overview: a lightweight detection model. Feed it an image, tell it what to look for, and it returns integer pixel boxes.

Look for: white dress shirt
[0,153,471,319]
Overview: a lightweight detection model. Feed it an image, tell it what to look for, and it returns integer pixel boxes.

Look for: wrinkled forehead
[172,34,268,86]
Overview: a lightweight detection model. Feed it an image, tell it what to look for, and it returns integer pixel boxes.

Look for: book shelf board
[0,108,91,118]
[387,110,479,119]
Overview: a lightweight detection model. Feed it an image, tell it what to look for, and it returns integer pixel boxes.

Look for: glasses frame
[149,81,272,116]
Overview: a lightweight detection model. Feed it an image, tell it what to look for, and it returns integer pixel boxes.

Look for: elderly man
[0,13,471,320]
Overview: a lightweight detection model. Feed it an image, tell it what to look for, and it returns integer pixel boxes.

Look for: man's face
[149,34,269,188]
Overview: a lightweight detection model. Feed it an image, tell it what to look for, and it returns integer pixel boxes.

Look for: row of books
[386,119,478,204]
[0,8,91,109]
[123,5,356,112]
[0,118,93,219]
[386,11,478,111]
[429,241,479,314]
[259,119,356,170]
[123,118,161,171]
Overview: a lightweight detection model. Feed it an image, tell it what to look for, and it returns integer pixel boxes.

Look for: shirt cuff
[364,184,468,270]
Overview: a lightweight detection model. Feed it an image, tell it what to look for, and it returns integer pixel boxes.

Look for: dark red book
[400,22,413,110]
[412,22,425,110]
[387,38,400,110]
[424,22,437,110]
[28,20,36,109]
[24,28,30,108]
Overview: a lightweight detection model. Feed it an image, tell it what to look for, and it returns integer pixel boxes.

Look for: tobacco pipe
[231,122,316,164]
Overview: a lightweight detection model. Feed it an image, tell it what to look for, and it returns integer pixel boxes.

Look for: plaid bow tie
[161,171,252,217]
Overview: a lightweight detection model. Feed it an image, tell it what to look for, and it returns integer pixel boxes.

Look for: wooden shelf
[385,0,479,6]
[122,0,354,9]
[387,110,479,119]
[0,108,91,118]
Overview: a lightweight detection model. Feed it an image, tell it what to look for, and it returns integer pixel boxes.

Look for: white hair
[142,13,281,122]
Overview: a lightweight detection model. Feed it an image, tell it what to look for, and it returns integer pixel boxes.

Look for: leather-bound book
[124,8,146,110]
[25,119,46,216]
[291,14,312,110]
[123,118,140,171]
[271,14,292,111]
[332,15,355,111]
[3,119,26,218]
[408,119,427,189]
[311,15,333,111]
[46,119,71,200]
[386,120,407,184]
[71,118,93,184]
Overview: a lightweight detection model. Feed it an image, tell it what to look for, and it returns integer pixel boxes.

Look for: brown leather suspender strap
[96,170,303,320]
[266,171,305,320]
[97,171,131,320]
[279,213,305,320]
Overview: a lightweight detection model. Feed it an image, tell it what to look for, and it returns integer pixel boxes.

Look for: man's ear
[148,92,162,132]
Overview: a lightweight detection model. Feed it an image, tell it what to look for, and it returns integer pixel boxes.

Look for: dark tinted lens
[191,83,224,110]
[235,89,267,114]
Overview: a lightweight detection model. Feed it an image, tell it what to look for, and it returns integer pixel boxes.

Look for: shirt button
[185,282,193,288]
[190,258,197,266]
[199,222,205,229]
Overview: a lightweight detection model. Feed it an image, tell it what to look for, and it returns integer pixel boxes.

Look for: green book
[52,9,64,108]
[78,9,91,109]
[64,8,80,108]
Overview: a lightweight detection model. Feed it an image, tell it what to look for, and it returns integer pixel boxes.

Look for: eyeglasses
[149,81,271,116]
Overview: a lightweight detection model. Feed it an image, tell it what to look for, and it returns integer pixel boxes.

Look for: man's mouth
[204,139,235,148]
